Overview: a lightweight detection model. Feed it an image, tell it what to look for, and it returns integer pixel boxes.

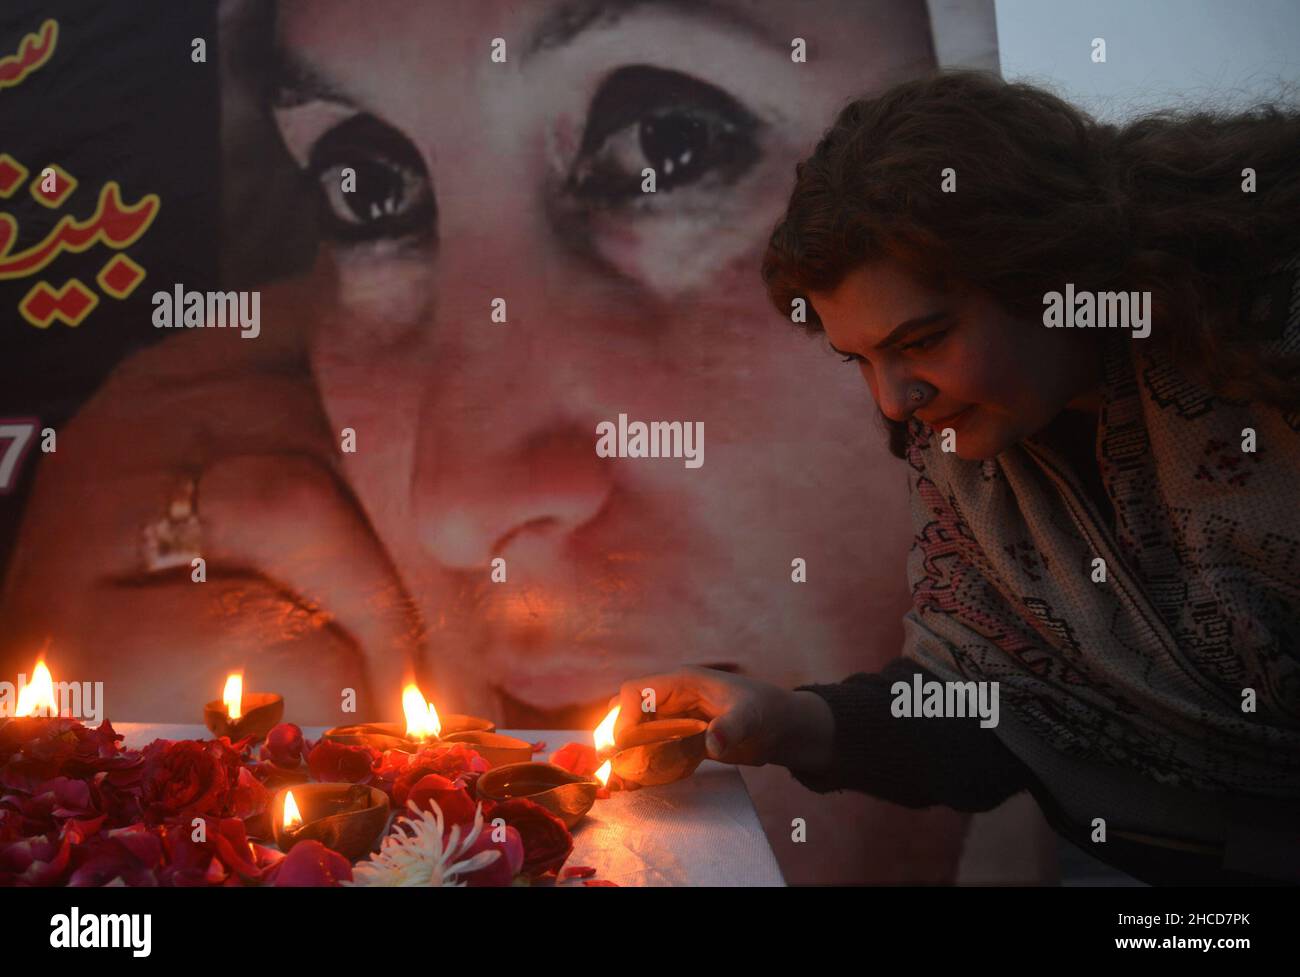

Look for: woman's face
[810,260,1105,460]
[268,0,939,727]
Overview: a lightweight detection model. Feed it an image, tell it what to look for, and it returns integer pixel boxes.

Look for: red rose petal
[274,839,352,886]
[549,742,600,777]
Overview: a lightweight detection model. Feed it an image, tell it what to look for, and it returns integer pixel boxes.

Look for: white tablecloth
[114,724,785,887]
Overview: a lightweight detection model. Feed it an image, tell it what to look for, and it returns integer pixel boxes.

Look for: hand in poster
[0,276,421,722]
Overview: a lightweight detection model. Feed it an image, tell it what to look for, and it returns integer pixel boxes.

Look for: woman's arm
[787,657,1033,812]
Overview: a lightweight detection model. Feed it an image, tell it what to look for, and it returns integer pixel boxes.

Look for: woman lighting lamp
[614,71,1300,885]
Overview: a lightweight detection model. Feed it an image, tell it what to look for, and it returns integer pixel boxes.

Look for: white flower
[346,798,501,887]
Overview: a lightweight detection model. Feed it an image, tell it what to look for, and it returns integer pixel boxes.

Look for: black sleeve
[786,658,1033,812]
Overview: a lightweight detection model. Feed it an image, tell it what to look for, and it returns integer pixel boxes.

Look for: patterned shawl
[900,254,1300,799]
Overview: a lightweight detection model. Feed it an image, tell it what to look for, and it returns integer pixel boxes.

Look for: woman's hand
[608,665,835,784]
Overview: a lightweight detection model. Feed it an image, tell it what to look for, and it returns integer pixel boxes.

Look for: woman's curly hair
[761,70,1300,458]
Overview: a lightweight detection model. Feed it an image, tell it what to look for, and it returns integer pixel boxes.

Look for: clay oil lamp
[437,715,496,737]
[405,684,497,739]
[436,730,535,768]
[597,705,708,787]
[2,657,61,732]
[476,762,598,829]
[398,684,533,766]
[272,784,390,861]
[203,672,284,742]
[320,721,413,752]
[323,684,496,752]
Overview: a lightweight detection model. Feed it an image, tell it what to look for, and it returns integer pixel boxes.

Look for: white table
[114,724,785,887]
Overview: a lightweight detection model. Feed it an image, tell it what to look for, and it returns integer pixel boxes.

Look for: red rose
[141,739,242,822]
[371,749,410,796]
[460,824,524,886]
[273,839,352,886]
[260,724,305,768]
[484,797,573,879]
[406,774,477,829]
[419,742,489,782]
[306,740,378,784]
[387,761,429,806]
[384,744,488,803]
[549,742,600,777]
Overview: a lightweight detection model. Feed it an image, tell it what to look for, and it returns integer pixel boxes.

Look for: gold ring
[140,475,203,571]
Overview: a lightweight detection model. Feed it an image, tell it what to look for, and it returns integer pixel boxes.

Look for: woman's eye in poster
[306,115,436,243]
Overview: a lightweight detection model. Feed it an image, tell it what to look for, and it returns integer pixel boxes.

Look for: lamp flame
[402,684,441,740]
[282,791,302,831]
[222,673,243,721]
[15,659,57,718]
[593,705,620,753]
[594,759,612,788]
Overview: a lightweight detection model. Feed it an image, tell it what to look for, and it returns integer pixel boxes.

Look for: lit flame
[593,705,620,754]
[283,791,302,831]
[222,673,243,721]
[402,684,441,740]
[594,759,612,788]
[15,659,57,717]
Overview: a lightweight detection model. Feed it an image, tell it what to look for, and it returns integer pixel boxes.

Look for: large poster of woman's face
[0,0,1004,882]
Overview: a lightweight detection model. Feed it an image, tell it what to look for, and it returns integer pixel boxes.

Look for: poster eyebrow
[270,47,360,109]
[525,0,787,57]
